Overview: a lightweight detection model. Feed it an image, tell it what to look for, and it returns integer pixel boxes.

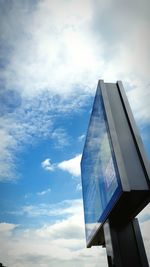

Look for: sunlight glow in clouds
[2,0,101,98]
[1,0,150,181]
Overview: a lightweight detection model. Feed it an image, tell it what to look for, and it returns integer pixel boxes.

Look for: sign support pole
[103,218,149,267]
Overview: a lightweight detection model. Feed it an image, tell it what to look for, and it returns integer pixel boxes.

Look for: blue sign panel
[81,86,122,245]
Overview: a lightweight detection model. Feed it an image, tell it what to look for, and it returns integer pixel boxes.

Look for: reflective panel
[81,86,122,245]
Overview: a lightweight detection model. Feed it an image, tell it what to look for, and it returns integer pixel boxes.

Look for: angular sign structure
[81,80,150,248]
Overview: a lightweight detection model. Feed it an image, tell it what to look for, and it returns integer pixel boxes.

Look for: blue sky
[0,0,150,266]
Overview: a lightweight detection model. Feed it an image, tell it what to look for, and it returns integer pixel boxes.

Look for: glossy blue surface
[81,87,122,244]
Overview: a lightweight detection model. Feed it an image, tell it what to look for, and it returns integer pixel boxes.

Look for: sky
[0,0,150,266]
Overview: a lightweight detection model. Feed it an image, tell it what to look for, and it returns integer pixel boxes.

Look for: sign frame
[81,80,150,248]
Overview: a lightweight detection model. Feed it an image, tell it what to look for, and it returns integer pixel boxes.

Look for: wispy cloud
[0,94,54,182]
[78,134,85,142]
[0,90,90,182]
[1,0,150,182]
[36,188,51,196]
[51,128,70,149]
[18,199,83,218]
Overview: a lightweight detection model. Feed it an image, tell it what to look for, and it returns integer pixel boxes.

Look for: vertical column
[103,218,149,267]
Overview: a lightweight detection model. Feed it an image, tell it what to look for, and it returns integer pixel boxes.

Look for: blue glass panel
[81,87,122,245]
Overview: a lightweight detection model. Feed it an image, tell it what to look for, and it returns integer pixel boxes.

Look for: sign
[81,86,122,245]
[81,80,150,247]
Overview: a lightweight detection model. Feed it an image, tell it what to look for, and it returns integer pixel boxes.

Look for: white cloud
[0,89,90,181]
[58,154,82,177]
[42,154,82,177]
[41,159,55,172]
[16,199,83,218]
[127,83,150,124]
[37,188,51,196]
[1,0,150,104]
[1,0,150,181]
[140,219,150,263]
[0,223,18,237]
[1,204,150,267]
[51,128,70,148]
[0,199,108,267]
[91,0,150,123]
[36,213,84,241]
[1,0,100,98]
[0,96,55,181]
[0,1,149,266]
[0,124,17,181]
[78,134,85,142]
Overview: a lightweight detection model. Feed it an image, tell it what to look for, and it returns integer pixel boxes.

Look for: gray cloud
[0,200,108,267]
[0,89,21,115]
[91,0,150,112]
[92,0,150,49]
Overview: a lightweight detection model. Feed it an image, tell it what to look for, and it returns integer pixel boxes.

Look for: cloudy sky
[0,0,150,266]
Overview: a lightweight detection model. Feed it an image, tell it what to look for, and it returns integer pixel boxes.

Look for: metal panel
[100,80,130,191]
[117,81,150,185]
[104,218,149,267]
[104,81,148,190]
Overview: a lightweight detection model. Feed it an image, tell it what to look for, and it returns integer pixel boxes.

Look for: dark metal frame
[104,218,149,267]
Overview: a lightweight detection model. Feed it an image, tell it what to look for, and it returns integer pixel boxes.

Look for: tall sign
[81,80,150,249]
